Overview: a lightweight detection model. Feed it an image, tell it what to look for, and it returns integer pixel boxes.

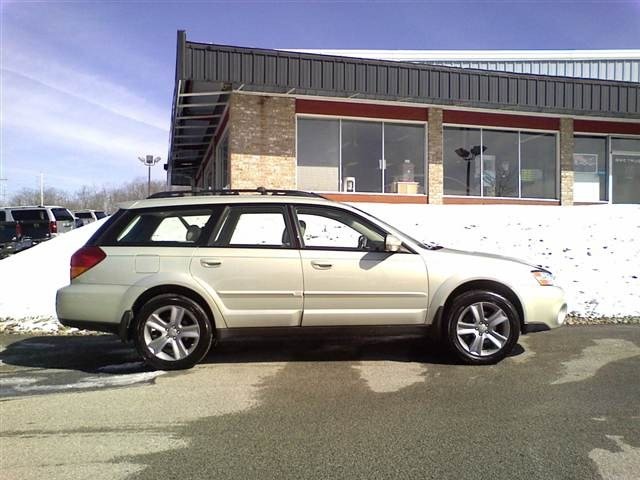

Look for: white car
[56,189,567,370]
[74,210,108,226]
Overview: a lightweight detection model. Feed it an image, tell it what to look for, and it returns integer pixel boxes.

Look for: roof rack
[147,187,325,199]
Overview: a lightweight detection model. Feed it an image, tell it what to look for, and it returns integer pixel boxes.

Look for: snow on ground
[357,203,640,319]
[0,205,638,334]
[0,220,106,333]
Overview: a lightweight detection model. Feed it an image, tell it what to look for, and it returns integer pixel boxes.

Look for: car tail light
[70,246,106,280]
[49,221,58,234]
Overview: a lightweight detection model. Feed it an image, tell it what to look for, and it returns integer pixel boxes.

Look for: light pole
[138,155,161,196]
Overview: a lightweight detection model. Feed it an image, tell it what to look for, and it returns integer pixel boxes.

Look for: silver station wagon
[56,189,567,370]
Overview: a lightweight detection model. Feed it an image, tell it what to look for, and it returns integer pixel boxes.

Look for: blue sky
[1,0,639,197]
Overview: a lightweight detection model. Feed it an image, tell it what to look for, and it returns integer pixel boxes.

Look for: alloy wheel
[455,301,511,357]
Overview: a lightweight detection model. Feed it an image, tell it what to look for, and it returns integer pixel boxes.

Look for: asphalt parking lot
[0,325,639,480]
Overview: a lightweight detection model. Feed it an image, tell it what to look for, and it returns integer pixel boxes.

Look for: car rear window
[76,212,93,219]
[51,208,74,221]
[10,209,48,221]
[95,211,107,219]
[108,206,224,246]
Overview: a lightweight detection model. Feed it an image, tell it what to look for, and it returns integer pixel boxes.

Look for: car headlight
[532,270,554,286]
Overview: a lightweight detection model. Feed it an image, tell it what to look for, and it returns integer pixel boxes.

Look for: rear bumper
[59,310,133,342]
[56,283,132,327]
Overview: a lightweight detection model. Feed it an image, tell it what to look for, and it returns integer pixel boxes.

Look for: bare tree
[8,178,166,213]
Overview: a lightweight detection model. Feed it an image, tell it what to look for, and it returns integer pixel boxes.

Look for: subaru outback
[56,189,567,370]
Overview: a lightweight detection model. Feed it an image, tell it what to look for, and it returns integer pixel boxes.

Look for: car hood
[427,247,543,271]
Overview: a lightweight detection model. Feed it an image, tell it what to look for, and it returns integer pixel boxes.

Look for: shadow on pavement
[0,330,530,373]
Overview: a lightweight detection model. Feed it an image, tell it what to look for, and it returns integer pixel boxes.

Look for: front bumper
[520,284,567,333]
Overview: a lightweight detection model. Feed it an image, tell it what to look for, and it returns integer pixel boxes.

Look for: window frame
[295,114,428,196]
[572,132,640,204]
[443,123,560,201]
[97,205,224,248]
[291,204,412,254]
[207,203,299,250]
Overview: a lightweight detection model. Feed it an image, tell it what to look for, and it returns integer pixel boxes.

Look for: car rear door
[294,205,429,326]
[191,204,304,328]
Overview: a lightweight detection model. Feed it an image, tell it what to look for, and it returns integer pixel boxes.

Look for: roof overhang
[168,31,640,186]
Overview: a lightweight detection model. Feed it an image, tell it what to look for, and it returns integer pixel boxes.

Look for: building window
[443,126,558,200]
[297,118,340,191]
[297,117,426,194]
[612,137,640,204]
[574,136,608,202]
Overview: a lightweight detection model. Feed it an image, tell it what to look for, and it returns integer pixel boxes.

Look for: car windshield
[349,205,443,250]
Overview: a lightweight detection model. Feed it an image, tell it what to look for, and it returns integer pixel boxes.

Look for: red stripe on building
[574,120,640,135]
[296,99,428,122]
[443,110,559,130]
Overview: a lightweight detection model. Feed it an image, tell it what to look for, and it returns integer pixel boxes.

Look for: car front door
[191,204,304,328]
[294,205,429,326]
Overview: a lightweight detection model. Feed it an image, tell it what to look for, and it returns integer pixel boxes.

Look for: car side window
[294,206,386,251]
[212,205,292,248]
[113,207,221,246]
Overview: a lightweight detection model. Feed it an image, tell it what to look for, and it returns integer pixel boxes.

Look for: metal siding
[180,42,640,118]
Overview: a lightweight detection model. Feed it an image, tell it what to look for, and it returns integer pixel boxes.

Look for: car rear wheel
[446,290,520,365]
[134,294,214,370]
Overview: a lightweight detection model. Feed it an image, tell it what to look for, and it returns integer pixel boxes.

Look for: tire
[133,294,214,370]
[445,290,520,365]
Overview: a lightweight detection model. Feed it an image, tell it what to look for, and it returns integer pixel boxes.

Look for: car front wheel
[134,294,214,370]
[446,290,520,365]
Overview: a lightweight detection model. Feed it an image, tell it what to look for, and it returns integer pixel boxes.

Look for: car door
[294,205,429,326]
[191,204,304,328]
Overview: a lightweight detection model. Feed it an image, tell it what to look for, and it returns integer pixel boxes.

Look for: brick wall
[428,108,443,205]
[559,117,575,206]
[228,94,296,189]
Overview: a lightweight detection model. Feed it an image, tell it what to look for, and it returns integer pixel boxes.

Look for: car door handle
[311,261,333,270]
[200,259,222,268]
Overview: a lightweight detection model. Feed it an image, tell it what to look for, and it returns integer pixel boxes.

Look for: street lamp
[138,155,161,196]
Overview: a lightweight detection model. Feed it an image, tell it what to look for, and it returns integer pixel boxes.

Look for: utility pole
[0,147,6,206]
[138,155,161,197]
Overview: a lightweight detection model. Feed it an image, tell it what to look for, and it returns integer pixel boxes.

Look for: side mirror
[385,234,402,253]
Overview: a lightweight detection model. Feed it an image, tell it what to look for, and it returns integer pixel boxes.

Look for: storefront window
[297,118,426,194]
[341,121,383,193]
[443,127,481,196]
[482,129,519,198]
[574,136,608,202]
[297,118,340,191]
[520,133,556,199]
[612,137,640,204]
[444,126,558,200]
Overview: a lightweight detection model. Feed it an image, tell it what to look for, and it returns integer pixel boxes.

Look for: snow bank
[0,220,106,332]
[0,205,638,334]
[356,204,640,319]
